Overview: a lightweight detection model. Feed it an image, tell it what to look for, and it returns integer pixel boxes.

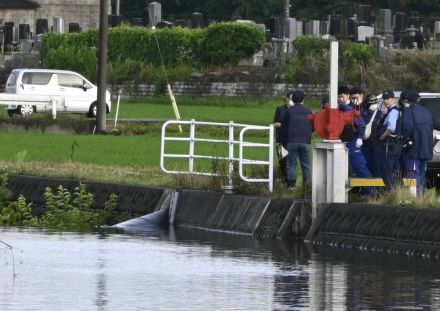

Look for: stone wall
[110,82,329,99]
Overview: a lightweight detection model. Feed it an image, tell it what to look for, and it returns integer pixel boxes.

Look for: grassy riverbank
[4,96,439,206]
[0,96,322,196]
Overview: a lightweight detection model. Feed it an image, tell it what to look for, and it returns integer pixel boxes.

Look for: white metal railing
[160,119,274,191]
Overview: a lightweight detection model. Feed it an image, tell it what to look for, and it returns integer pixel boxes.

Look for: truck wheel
[18,104,35,116]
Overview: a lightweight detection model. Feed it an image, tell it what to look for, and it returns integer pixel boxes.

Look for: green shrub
[200,22,265,64]
[293,36,330,58]
[0,195,36,226]
[43,46,98,81]
[0,173,10,214]
[42,183,94,230]
[341,42,376,67]
[43,23,264,68]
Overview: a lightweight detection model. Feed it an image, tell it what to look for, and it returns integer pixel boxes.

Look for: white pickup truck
[3,68,111,118]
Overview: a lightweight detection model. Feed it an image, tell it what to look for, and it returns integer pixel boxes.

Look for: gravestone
[18,24,30,40]
[148,2,161,28]
[379,9,392,34]
[132,18,144,26]
[156,21,173,28]
[407,16,421,29]
[69,23,81,32]
[53,16,64,33]
[358,4,372,25]
[3,23,13,51]
[36,19,48,35]
[284,17,297,40]
[304,20,320,36]
[358,26,374,42]
[191,12,204,28]
[109,15,123,27]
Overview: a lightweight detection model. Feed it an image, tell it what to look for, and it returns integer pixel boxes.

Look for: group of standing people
[273,86,440,196]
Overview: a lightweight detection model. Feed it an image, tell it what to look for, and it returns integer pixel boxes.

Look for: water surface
[1,227,439,310]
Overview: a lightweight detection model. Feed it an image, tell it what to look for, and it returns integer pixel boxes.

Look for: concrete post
[311,41,348,219]
[311,142,348,218]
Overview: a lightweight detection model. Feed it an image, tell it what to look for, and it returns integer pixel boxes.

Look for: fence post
[228,121,235,188]
[269,124,274,192]
[189,119,196,173]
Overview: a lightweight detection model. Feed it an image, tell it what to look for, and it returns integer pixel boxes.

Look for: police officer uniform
[379,90,402,189]
[338,86,373,195]
[402,91,434,195]
[361,95,383,177]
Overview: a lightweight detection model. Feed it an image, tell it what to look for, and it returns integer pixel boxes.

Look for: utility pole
[97,0,108,132]
[284,0,290,19]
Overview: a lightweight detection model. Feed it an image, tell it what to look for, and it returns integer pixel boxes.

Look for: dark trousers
[379,142,402,189]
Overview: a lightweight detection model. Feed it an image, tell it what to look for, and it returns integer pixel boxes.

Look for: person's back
[279,90,313,189]
[403,102,434,161]
[283,104,313,144]
[401,91,434,196]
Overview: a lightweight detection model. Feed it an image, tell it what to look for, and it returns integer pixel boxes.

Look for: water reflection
[1,227,440,310]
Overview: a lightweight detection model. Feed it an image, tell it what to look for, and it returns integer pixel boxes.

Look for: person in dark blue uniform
[338,86,373,195]
[379,90,402,190]
[280,90,314,189]
[273,91,294,184]
[402,91,435,195]
[361,94,383,177]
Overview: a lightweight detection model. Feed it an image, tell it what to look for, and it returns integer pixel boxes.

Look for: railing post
[268,124,274,192]
[189,119,196,173]
[228,121,235,188]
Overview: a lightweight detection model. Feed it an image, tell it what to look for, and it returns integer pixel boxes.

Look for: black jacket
[402,103,433,160]
[280,104,314,145]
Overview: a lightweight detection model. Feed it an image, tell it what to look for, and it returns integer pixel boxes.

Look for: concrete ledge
[305,203,440,259]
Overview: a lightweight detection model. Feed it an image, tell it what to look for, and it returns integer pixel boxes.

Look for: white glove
[356,138,363,148]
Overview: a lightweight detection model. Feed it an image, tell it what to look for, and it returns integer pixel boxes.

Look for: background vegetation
[41,25,440,94]
[41,22,265,83]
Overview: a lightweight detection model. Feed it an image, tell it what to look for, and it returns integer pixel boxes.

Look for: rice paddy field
[0,96,321,193]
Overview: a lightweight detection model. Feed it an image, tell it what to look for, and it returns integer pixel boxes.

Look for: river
[1,227,439,310]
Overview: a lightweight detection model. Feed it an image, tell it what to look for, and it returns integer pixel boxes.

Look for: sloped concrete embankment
[305,203,440,260]
[7,176,310,239]
[8,175,170,217]
[170,189,311,239]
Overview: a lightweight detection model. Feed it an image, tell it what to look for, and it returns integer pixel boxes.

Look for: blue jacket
[402,103,433,160]
[339,103,365,149]
[280,104,314,145]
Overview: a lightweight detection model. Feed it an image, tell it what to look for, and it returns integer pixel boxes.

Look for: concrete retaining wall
[171,189,309,238]
[7,177,309,239]
[110,82,329,99]
[8,175,169,216]
[305,203,440,260]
